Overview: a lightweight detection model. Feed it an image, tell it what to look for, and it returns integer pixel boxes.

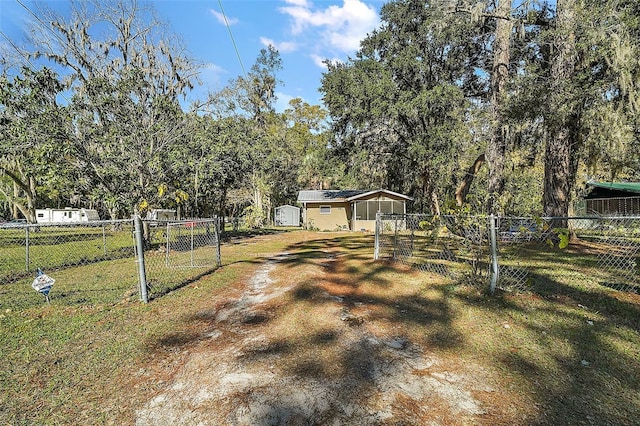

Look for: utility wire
[218,0,246,77]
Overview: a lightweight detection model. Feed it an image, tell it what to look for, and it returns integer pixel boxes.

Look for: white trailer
[146,209,177,221]
[35,208,100,223]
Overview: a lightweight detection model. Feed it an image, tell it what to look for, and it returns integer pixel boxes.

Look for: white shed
[274,205,300,227]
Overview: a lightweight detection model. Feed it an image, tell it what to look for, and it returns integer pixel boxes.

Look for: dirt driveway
[134,233,509,425]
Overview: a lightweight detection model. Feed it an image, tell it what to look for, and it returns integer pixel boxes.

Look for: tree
[29,0,200,219]
[542,0,579,218]
[0,67,70,222]
[321,0,480,213]
[204,46,284,225]
[484,0,514,212]
[509,0,640,218]
[283,98,331,190]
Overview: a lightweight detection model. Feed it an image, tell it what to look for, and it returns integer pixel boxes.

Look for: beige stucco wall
[304,202,350,231]
[351,220,376,232]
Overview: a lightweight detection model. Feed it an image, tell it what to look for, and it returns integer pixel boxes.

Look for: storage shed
[274,205,300,227]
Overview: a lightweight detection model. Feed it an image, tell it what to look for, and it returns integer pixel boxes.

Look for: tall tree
[29,0,199,219]
[0,67,70,222]
[205,46,284,224]
[543,0,579,218]
[321,0,480,213]
[485,0,514,212]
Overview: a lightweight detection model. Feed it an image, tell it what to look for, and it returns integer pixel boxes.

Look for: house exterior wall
[302,194,408,231]
[304,202,350,231]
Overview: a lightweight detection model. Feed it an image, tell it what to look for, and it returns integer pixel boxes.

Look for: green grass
[0,230,639,424]
[0,225,135,284]
[0,231,288,425]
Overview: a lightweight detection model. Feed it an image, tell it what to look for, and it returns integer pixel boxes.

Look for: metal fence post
[374,212,380,260]
[102,223,107,256]
[215,216,222,267]
[25,225,30,272]
[489,214,499,295]
[134,216,149,303]
[165,222,170,267]
[393,216,398,260]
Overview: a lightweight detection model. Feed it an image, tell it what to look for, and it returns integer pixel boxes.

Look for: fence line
[375,213,640,295]
[0,217,221,308]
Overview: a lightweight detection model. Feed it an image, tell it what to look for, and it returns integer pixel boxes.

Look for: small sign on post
[31,269,55,304]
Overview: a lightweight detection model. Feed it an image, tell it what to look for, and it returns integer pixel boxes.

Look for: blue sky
[0,0,385,111]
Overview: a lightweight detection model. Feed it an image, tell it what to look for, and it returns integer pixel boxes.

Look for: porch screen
[354,200,404,220]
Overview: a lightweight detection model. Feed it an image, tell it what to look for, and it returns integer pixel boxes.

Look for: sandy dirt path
[135,243,497,425]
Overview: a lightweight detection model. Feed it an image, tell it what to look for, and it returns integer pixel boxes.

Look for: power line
[218,0,246,78]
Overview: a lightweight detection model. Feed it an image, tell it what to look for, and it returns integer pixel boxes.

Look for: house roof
[297,190,367,203]
[297,189,413,203]
[586,181,640,196]
[346,189,413,201]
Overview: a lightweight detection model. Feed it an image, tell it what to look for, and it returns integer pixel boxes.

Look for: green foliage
[0,66,71,221]
[242,205,265,229]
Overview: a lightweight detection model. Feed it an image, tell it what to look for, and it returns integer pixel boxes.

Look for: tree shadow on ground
[450,266,640,425]
[147,232,472,423]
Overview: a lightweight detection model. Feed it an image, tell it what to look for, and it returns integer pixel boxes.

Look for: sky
[0,0,386,111]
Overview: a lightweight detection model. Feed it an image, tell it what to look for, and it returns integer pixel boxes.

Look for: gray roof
[297,189,413,203]
[297,190,367,203]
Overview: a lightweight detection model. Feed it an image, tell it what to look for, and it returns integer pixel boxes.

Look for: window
[319,205,331,215]
[37,213,44,218]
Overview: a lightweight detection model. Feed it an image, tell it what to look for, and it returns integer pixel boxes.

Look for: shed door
[286,207,299,226]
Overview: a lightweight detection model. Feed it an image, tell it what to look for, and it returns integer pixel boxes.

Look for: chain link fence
[375,214,491,286]
[375,213,640,295]
[0,217,222,309]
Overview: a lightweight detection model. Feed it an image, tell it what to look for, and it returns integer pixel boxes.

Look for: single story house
[297,189,412,231]
[581,181,640,216]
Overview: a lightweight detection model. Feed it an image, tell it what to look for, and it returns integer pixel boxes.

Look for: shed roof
[297,189,413,203]
[586,181,640,196]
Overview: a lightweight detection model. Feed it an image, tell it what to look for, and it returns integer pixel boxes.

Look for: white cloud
[260,37,298,53]
[279,0,379,52]
[275,91,296,113]
[283,0,311,6]
[209,9,238,26]
[310,53,342,69]
[199,62,227,87]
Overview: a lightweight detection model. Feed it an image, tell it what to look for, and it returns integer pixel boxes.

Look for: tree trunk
[13,182,19,219]
[544,0,578,222]
[485,0,513,213]
[455,154,485,207]
[421,168,440,215]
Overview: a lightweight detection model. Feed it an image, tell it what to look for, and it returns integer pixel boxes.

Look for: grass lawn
[1,230,639,424]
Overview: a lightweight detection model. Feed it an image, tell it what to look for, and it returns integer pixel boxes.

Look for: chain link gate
[375,213,491,287]
[164,219,221,268]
